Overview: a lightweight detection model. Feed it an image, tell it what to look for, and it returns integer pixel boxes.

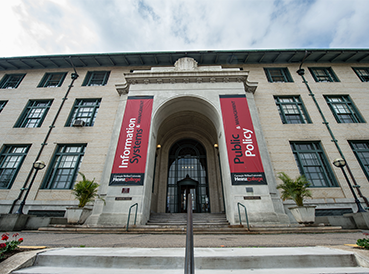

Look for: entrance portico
[86,57,289,227]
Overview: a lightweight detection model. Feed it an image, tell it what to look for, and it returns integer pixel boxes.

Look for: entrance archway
[167,139,210,213]
[150,96,224,214]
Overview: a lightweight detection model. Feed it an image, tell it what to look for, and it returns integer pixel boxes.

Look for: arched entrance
[166,139,210,213]
[150,96,224,214]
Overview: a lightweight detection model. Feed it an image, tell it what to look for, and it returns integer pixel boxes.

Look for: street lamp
[333,158,366,213]
[16,160,46,214]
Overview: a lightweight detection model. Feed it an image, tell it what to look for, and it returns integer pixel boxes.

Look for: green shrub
[72,172,104,207]
[276,172,312,207]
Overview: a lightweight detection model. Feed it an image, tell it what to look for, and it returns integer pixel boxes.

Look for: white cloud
[0,0,368,57]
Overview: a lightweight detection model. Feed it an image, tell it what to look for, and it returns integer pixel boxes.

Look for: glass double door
[179,185,197,213]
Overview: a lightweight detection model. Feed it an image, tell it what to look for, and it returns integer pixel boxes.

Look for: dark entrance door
[166,139,210,213]
[178,175,199,213]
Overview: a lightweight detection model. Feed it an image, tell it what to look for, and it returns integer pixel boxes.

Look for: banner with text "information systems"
[109,96,154,186]
[219,95,267,185]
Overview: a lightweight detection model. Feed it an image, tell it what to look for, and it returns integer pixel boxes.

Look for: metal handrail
[126,203,138,232]
[185,193,194,274]
[237,202,250,230]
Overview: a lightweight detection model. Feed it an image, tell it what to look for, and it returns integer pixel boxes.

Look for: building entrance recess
[166,139,210,213]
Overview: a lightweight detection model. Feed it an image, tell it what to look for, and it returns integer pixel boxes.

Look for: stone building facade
[0,49,368,226]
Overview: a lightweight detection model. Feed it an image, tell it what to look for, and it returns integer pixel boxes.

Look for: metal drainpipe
[296,68,369,208]
[9,70,79,214]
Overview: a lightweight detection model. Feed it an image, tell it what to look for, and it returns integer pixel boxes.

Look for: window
[274,96,311,124]
[264,68,293,83]
[0,101,7,113]
[15,100,53,128]
[0,145,30,189]
[42,144,86,189]
[353,68,369,82]
[309,68,339,82]
[66,99,101,127]
[82,71,110,86]
[0,74,26,89]
[325,95,364,123]
[290,142,337,187]
[349,141,369,180]
[38,72,67,88]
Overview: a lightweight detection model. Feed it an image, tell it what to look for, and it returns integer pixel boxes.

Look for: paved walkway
[17,231,366,248]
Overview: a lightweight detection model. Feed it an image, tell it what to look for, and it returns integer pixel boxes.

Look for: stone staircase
[12,247,369,273]
[147,213,229,227]
[37,212,356,234]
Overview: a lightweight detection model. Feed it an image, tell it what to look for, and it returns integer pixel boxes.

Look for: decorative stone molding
[115,57,258,94]
[115,83,129,95]
[174,57,198,70]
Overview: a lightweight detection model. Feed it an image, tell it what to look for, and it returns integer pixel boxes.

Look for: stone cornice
[115,58,258,95]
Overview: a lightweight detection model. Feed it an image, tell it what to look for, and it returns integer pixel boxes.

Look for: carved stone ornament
[174,57,198,70]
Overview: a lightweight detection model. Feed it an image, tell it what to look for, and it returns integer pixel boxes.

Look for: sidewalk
[14,231,367,248]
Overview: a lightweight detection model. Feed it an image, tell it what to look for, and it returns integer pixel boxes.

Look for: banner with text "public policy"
[110,96,154,186]
[219,95,267,185]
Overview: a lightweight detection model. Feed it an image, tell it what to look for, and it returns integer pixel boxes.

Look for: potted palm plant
[276,172,315,224]
[65,172,104,224]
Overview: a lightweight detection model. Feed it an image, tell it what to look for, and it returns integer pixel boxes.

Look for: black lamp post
[333,158,366,213]
[16,160,46,214]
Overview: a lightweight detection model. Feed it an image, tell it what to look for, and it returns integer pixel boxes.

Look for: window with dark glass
[82,71,110,86]
[0,145,30,189]
[66,99,101,127]
[290,142,337,187]
[0,74,26,89]
[349,141,369,180]
[0,101,7,113]
[264,68,293,83]
[325,95,364,123]
[42,144,86,189]
[353,68,369,82]
[38,72,67,88]
[309,68,339,82]
[15,100,53,128]
[274,96,311,124]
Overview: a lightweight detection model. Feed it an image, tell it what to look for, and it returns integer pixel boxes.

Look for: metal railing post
[237,202,250,230]
[126,203,138,232]
[185,193,194,274]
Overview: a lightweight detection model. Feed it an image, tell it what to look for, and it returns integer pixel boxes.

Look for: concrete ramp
[13,247,369,273]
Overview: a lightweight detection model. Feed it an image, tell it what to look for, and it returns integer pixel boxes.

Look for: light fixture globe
[33,160,46,170]
[333,158,346,168]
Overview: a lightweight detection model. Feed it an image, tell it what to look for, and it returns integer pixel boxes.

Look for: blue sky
[0,0,368,57]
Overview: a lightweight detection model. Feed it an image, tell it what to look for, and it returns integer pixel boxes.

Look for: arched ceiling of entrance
[152,96,220,139]
[157,110,217,147]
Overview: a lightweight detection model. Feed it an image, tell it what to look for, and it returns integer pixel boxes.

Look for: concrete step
[37,224,356,234]
[146,213,230,228]
[12,267,369,273]
[12,247,369,273]
[148,213,228,223]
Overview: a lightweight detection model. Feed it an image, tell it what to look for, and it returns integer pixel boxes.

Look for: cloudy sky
[1,0,368,58]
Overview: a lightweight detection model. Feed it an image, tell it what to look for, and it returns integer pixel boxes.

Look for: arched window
[166,139,209,213]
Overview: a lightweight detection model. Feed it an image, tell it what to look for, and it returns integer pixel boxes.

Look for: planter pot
[65,207,92,224]
[289,206,316,224]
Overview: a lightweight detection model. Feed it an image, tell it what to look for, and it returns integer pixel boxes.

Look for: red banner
[219,95,266,185]
[110,96,154,185]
